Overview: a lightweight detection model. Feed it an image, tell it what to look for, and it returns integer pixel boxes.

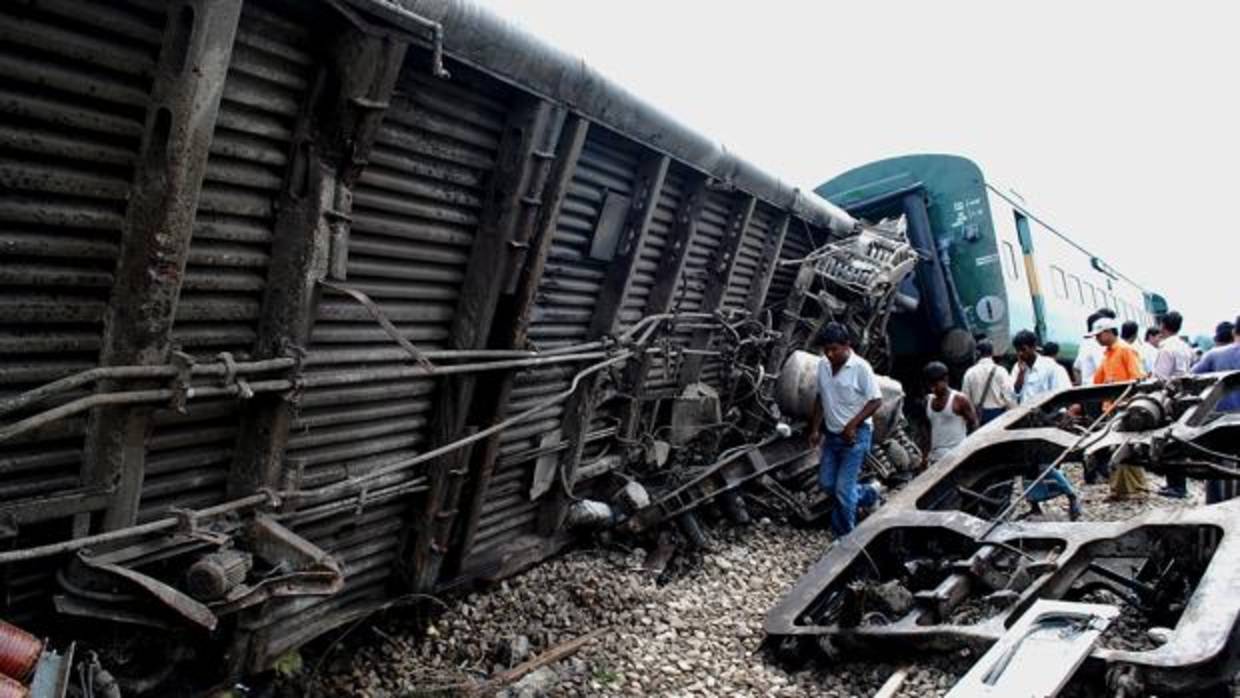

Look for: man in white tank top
[923,361,977,465]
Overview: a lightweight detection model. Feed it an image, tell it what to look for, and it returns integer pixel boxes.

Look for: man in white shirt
[1009,331,1082,519]
[806,322,884,537]
[1153,311,1194,380]
[1121,321,1158,375]
[1139,327,1161,374]
[1012,331,1073,405]
[1074,309,1117,385]
[1153,310,1195,499]
[961,340,1016,425]
[1041,342,1073,389]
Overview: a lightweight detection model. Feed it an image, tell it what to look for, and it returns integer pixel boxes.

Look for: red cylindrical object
[0,674,28,698]
[0,619,41,682]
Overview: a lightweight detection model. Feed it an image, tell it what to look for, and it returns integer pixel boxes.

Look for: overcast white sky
[477,0,1236,337]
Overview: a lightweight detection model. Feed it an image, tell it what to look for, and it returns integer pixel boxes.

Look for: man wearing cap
[1074,308,1116,385]
[1088,317,1147,498]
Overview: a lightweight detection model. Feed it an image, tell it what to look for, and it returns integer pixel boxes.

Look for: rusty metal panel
[273,64,513,629]
[693,202,777,386]
[723,203,776,312]
[139,0,318,522]
[0,0,163,626]
[471,128,641,554]
[617,166,685,330]
[764,219,816,316]
[630,167,689,389]
[288,68,508,494]
[640,185,731,394]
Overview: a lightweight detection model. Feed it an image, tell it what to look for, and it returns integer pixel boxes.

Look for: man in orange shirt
[1089,317,1147,498]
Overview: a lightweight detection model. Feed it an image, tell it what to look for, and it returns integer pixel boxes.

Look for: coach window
[1050,266,1068,298]
[1071,275,1084,305]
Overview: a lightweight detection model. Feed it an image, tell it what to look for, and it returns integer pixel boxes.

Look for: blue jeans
[1025,468,1076,503]
[819,424,877,537]
[979,407,1006,426]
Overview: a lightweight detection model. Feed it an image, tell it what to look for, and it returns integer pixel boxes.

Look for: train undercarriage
[765,372,1240,697]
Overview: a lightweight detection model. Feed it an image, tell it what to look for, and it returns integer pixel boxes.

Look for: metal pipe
[300,351,614,389]
[0,380,293,444]
[0,357,296,418]
[303,345,605,366]
[277,478,431,524]
[3,312,693,433]
[978,383,1138,543]
[285,351,635,501]
[0,493,271,565]
[0,312,714,562]
[0,326,693,443]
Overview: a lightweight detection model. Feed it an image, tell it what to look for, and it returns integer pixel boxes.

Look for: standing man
[1199,321,1235,362]
[1151,311,1196,498]
[1089,317,1148,499]
[1140,328,1162,373]
[807,322,884,538]
[962,340,1016,425]
[1152,311,1194,380]
[1012,331,1072,405]
[1074,308,1117,385]
[1192,325,1240,406]
[1010,332,1082,519]
[923,361,978,464]
[1121,321,1157,373]
[1192,321,1240,503]
[1040,342,1074,390]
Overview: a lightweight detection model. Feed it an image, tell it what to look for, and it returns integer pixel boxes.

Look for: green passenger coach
[816,154,1166,368]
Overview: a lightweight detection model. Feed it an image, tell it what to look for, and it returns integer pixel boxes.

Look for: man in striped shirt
[962,340,1016,425]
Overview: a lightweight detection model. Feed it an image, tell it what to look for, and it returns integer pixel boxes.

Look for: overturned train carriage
[0,0,907,690]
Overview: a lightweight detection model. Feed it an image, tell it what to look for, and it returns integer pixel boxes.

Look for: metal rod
[277,479,430,523]
[0,357,296,418]
[0,493,271,565]
[979,383,1138,543]
[285,351,636,501]
[0,380,293,444]
[299,351,614,389]
[0,312,715,562]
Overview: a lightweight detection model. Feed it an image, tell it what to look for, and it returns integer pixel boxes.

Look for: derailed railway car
[0,0,910,692]
[817,154,1169,366]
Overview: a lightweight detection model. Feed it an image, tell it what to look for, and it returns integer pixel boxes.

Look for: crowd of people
[917,308,1240,520]
[805,310,1240,541]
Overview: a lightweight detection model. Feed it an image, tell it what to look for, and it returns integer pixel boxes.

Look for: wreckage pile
[295,468,1214,697]
[300,520,977,698]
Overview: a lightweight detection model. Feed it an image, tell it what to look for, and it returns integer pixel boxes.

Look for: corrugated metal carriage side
[0,0,167,628]
[0,0,860,686]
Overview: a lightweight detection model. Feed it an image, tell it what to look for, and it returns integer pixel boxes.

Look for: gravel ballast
[302,465,1222,697]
